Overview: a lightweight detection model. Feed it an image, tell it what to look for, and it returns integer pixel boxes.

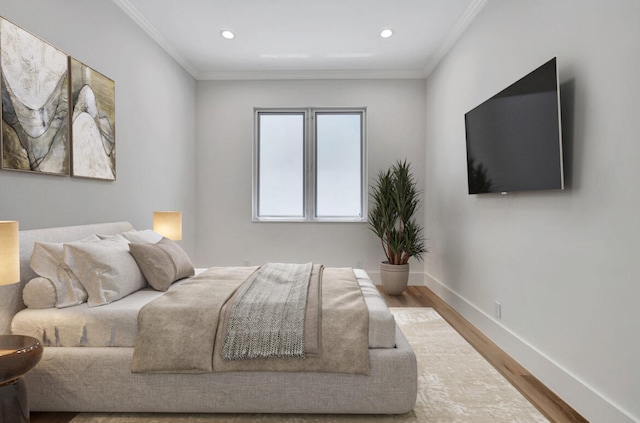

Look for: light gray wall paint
[424,1,639,421]
[5,1,635,421]
[0,0,197,255]
[195,79,426,275]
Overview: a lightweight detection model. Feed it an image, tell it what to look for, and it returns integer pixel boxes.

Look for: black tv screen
[465,58,564,195]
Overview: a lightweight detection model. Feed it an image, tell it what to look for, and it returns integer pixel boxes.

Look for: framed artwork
[0,17,70,175]
[69,57,116,180]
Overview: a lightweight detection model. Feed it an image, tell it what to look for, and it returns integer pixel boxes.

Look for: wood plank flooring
[31,285,586,423]
[31,412,76,423]
[380,285,588,423]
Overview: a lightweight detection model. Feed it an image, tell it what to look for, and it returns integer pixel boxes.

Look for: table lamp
[0,221,19,286]
[153,211,182,241]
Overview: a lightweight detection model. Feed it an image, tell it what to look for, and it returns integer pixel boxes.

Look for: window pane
[258,113,304,217]
[316,113,362,217]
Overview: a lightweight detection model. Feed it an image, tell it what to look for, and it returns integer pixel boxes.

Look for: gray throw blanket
[212,267,369,374]
[221,262,312,360]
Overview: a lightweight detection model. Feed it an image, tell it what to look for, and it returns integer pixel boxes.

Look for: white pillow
[95,233,129,242]
[97,230,162,244]
[30,235,100,308]
[63,237,147,307]
[22,277,57,309]
[122,230,163,244]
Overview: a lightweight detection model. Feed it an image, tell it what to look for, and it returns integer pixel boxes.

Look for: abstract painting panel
[69,58,115,180]
[0,17,70,175]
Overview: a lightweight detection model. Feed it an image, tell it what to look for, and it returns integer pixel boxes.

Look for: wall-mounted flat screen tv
[465,57,564,195]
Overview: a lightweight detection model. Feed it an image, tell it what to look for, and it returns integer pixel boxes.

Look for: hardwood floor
[380,285,588,423]
[31,412,76,423]
[31,285,586,423]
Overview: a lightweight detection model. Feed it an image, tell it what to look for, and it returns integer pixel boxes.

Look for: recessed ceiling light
[380,29,394,39]
[220,30,235,40]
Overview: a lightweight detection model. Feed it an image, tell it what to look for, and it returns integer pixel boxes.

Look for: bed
[0,222,417,414]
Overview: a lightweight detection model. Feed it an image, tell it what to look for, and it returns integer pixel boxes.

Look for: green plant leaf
[368,159,427,265]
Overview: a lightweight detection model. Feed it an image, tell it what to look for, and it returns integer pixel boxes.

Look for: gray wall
[3,1,637,421]
[424,1,639,421]
[194,79,426,275]
[0,0,197,255]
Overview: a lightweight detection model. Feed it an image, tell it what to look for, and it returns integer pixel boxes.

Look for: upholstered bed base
[25,328,416,414]
[3,222,417,415]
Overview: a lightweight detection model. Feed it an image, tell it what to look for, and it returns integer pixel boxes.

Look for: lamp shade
[0,221,19,286]
[153,211,182,241]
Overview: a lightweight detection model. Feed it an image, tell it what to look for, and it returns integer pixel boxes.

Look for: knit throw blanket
[221,262,312,360]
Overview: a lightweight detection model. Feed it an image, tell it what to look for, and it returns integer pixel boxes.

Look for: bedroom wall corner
[0,0,198,256]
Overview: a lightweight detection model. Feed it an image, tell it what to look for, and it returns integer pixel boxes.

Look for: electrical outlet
[355,261,363,269]
[242,259,250,266]
[494,301,502,319]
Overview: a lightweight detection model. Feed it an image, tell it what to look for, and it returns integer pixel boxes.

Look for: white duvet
[12,269,396,349]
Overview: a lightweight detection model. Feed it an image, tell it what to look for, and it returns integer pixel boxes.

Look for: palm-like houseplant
[368,160,426,294]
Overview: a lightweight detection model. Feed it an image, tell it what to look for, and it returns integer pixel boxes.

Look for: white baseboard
[421,272,636,423]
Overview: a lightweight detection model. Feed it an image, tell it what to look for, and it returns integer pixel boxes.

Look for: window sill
[252,217,367,223]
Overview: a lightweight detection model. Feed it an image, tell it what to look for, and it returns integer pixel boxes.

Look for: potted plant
[368,160,427,295]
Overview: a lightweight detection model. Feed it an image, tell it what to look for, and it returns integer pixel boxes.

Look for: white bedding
[13,285,165,347]
[12,269,396,349]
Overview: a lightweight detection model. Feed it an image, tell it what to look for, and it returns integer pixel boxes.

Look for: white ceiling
[113,0,487,80]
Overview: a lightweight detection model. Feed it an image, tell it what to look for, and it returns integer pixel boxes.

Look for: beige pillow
[63,237,147,307]
[129,237,195,291]
[22,277,57,309]
[30,235,100,308]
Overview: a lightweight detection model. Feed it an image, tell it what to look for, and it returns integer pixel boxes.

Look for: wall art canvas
[0,17,70,175]
[69,57,115,180]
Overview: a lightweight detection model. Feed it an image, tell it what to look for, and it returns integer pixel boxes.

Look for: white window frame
[253,107,367,222]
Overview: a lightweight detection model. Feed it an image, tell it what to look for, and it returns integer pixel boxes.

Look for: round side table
[0,335,43,423]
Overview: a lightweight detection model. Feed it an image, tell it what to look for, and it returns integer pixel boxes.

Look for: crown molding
[422,0,489,77]
[114,0,486,81]
[196,68,427,81]
[112,0,199,78]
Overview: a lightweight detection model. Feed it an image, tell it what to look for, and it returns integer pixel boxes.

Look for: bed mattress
[12,268,396,349]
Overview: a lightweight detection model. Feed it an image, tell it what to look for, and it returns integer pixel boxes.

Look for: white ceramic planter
[380,262,410,295]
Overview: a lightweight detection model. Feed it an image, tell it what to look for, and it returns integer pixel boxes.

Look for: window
[253,108,366,222]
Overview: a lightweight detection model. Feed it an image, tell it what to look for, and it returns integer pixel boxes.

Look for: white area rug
[71,307,548,423]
